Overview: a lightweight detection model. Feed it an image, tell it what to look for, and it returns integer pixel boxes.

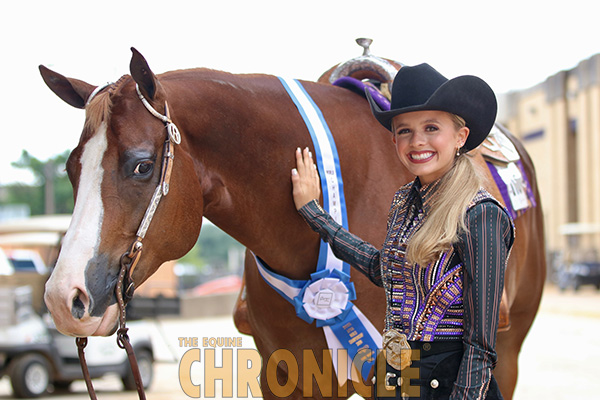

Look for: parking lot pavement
[512,284,600,400]
[1,284,599,399]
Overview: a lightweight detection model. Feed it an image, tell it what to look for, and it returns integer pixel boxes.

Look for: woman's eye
[397,128,411,135]
[425,125,439,132]
[133,161,153,176]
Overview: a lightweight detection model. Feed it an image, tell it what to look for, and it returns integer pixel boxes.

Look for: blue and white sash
[254,77,382,384]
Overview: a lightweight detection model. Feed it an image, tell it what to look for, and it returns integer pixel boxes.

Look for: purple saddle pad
[332,76,391,111]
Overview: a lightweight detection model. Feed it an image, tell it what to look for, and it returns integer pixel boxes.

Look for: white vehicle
[0,286,154,398]
[5,249,48,275]
[0,217,155,397]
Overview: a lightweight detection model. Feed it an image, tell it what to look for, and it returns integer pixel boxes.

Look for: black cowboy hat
[366,63,497,151]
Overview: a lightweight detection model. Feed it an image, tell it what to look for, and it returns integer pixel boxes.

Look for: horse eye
[133,161,154,176]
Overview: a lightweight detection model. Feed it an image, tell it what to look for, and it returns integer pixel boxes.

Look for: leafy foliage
[3,150,73,215]
[179,223,244,271]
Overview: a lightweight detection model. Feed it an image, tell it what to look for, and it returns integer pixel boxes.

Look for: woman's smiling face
[391,110,469,184]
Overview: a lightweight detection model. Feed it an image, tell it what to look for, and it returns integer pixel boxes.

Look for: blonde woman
[291,64,513,399]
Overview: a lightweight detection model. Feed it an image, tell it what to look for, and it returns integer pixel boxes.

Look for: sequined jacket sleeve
[298,200,383,286]
[451,200,514,400]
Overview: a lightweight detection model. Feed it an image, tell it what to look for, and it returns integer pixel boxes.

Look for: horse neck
[166,71,320,279]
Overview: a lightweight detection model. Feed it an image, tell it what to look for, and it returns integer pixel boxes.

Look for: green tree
[4,150,73,215]
[178,223,244,271]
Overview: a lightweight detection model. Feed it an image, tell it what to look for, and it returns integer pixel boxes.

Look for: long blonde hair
[406,115,485,266]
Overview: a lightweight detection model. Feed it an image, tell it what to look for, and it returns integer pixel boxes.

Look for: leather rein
[75,84,181,400]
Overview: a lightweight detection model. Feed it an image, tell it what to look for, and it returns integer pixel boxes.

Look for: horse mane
[81,69,240,139]
[84,75,130,135]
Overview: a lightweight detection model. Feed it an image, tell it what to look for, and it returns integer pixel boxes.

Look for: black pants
[374,341,503,400]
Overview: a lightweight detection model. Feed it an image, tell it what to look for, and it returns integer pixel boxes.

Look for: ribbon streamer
[253,78,382,384]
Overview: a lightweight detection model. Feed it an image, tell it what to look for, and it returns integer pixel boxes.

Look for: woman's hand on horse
[291,147,321,210]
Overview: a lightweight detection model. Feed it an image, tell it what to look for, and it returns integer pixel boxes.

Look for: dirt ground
[1,283,598,399]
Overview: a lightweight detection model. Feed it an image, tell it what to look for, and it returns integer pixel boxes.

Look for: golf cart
[0,215,156,398]
[0,284,154,398]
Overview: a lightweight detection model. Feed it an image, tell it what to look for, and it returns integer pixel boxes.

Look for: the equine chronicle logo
[177,336,420,398]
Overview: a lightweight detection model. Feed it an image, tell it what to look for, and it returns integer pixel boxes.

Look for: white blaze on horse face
[45,122,116,336]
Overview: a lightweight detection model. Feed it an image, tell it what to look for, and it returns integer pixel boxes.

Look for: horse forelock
[83,75,130,138]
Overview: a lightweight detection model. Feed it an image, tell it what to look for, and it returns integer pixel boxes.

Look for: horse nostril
[71,292,86,319]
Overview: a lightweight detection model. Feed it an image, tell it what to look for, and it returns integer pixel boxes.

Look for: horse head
[40,48,203,336]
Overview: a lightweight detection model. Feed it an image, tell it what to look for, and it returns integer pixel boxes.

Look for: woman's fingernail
[292,168,298,176]
[296,147,301,153]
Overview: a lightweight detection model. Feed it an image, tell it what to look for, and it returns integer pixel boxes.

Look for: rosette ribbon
[255,255,379,384]
[293,268,356,327]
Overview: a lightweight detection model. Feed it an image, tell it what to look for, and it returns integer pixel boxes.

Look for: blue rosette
[293,268,357,328]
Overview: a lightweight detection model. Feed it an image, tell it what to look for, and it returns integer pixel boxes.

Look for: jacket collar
[409,177,442,215]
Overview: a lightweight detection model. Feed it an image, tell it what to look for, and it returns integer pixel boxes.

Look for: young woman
[291,63,514,399]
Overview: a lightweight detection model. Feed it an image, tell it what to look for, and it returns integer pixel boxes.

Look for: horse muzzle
[44,260,120,337]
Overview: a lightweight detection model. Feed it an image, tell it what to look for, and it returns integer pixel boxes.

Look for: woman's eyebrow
[394,118,440,129]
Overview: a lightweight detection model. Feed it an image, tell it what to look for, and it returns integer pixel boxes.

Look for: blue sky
[1,0,598,184]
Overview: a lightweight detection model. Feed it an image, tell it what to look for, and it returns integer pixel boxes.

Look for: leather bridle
[75,84,181,400]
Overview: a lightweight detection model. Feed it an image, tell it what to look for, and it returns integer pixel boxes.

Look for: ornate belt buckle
[382,329,412,371]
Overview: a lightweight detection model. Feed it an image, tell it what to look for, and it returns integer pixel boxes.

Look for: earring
[456,148,461,157]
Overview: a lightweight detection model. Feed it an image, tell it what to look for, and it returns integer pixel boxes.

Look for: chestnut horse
[40,48,545,399]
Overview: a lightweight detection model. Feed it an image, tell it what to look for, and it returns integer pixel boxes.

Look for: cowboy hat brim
[366,74,497,151]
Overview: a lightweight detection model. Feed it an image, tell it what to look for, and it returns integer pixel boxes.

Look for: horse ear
[130,47,159,100]
[38,65,95,109]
